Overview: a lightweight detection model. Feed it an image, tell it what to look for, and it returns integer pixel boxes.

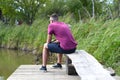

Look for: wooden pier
[7,65,80,80]
[7,50,120,80]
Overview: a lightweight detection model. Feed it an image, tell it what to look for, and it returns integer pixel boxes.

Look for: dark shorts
[48,43,76,54]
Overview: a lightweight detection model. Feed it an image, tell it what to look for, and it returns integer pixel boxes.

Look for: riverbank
[0,17,120,76]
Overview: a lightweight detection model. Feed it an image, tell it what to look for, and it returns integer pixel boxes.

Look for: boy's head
[50,13,58,21]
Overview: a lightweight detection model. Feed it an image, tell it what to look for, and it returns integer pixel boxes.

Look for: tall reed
[0,17,120,75]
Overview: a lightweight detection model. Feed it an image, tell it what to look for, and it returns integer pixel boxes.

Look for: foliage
[0,16,120,75]
[39,0,103,21]
[72,18,120,75]
[0,0,116,24]
[14,0,41,24]
[113,0,120,18]
[0,0,120,76]
[0,0,45,25]
[0,0,16,24]
[0,18,48,52]
[39,0,67,18]
[0,0,119,25]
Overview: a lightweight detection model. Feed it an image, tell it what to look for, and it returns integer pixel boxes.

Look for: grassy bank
[72,19,120,75]
[0,17,120,75]
[0,19,48,53]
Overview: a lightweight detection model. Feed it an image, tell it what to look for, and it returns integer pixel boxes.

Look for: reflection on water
[0,48,35,80]
[0,48,64,80]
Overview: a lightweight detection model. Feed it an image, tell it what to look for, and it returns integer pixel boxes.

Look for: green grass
[0,18,48,52]
[0,17,120,75]
[72,18,120,75]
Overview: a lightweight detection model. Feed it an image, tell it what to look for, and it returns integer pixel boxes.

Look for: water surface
[0,48,34,80]
[0,48,64,80]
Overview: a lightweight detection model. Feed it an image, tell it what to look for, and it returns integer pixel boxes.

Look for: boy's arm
[47,34,52,43]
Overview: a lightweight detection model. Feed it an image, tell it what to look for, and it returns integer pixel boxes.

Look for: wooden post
[65,55,78,75]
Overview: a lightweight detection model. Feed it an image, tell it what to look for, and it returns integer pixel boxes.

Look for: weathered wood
[66,50,115,80]
[7,65,80,80]
[66,56,78,75]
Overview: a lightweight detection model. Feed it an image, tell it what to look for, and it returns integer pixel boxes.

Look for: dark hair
[50,13,58,21]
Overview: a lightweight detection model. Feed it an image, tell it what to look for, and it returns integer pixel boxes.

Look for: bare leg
[42,43,49,66]
[57,54,63,64]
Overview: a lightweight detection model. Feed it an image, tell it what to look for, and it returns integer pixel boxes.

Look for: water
[0,48,35,80]
[0,48,64,80]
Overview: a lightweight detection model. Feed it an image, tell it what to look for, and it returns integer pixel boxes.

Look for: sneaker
[52,63,62,69]
[40,66,47,72]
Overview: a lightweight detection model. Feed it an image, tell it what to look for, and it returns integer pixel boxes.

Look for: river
[0,48,58,80]
[0,48,35,80]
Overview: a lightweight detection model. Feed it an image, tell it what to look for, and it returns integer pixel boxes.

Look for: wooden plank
[66,50,115,80]
[7,65,80,80]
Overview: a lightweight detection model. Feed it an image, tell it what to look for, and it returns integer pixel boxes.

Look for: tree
[0,0,46,25]
[39,0,67,18]
[0,0,16,24]
[66,0,103,21]
[14,0,41,25]
[0,9,2,20]
[91,0,95,18]
[113,0,120,18]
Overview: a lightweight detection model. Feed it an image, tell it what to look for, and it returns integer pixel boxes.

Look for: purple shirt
[48,21,77,50]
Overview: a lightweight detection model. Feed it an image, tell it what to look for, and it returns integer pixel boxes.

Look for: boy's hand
[51,39,60,43]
